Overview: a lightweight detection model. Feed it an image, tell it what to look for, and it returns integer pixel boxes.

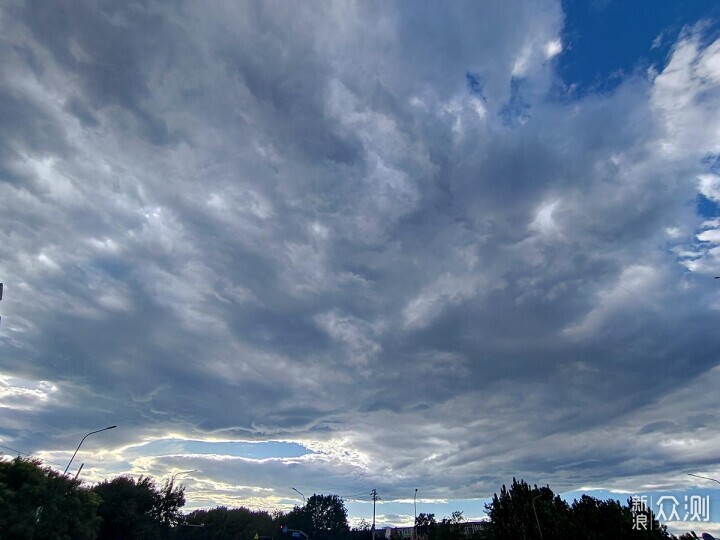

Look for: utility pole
[414,488,418,540]
[371,489,380,540]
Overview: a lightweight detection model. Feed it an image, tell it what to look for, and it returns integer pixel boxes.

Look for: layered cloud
[1,0,720,522]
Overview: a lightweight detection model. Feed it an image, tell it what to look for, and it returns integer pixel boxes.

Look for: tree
[349,518,372,540]
[354,518,371,531]
[569,495,673,539]
[180,506,277,540]
[484,478,673,540]
[416,513,437,540]
[297,494,350,540]
[484,479,568,539]
[0,456,100,539]
[285,504,314,536]
[158,477,187,528]
[92,475,185,540]
[436,511,465,540]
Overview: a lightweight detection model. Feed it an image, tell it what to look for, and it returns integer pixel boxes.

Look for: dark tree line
[0,457,185,540]
[174,493,350,540]
[481,478,681,540]
[0,458,351,540]
[415,479,703,540]
[413,510,469,540]
[0,458,711,539]
[0,457,100,539]
[177,506,279,540]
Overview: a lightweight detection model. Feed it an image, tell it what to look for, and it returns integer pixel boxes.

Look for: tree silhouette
[484,478,672,539]
[0,456,101,539]
[306,493,350,540]
[92,475,185,540]
[436,511,465,540]
[180,506,278,540]
[416,512,437,540]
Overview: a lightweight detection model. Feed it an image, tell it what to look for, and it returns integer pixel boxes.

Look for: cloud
[1,0,720,520]
[699,174,720,203]
[544,39,563,59]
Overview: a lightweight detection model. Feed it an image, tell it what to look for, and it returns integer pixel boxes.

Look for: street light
[292,487,306,505]
[169,469,197,484]
[414,488,418,540]
[532,492,548,540]
[688,473,720,485]
[63,425,116,476]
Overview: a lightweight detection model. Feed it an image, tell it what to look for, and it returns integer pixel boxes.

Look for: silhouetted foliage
[349,518,373,540]
[285,503,315,537]
[0,456,101,539]
[286,493,349,540]
[570,495,671,539]
[92,475,185,540]
[484,478,673,540]
[416,513,438,540]
[309,494,349,539]
[436,511,465,540]
[178,506,277,540]
[0,459,705,540]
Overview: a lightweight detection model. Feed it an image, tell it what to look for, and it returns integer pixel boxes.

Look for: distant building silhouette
[379,521,488,540]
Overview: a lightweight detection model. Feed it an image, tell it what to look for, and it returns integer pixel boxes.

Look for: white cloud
[529,198,563,236]
[699,173,720,202]
[512,45,534,77]
[544,38,563,59]
[0,374,57,410]
[651,33,720,156]
[697,229,720,243]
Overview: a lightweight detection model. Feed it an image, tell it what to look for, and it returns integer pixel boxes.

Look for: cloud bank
[1,0,720,517]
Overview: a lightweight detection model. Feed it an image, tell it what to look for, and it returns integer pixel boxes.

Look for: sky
[1,0,720,535]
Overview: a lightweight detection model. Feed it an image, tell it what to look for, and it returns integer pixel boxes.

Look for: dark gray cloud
[1,0,720,514]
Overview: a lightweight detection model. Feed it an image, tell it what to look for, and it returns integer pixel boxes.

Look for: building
[379,521,488,540]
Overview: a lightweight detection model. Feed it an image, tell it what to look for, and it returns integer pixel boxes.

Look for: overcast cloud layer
[2,0,720,524]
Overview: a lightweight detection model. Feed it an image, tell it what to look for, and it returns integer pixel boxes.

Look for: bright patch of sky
[125,439,311,460]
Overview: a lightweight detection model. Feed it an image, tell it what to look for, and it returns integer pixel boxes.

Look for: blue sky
[560,0,720,94]
[2,0,720,538]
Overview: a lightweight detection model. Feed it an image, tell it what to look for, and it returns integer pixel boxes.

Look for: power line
[340,491,373,500]
[0,444,68,469]
[0,443,29,456]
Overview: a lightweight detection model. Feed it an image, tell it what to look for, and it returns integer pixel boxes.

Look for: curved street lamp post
[688,473,720,486]
[169,469,197,484]
[292,487,306,505]
[38,425,117,538]
[532,493,547,540]
[63,425,116,476]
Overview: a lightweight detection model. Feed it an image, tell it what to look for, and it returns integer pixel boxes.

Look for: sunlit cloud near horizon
[2,0,720,533]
